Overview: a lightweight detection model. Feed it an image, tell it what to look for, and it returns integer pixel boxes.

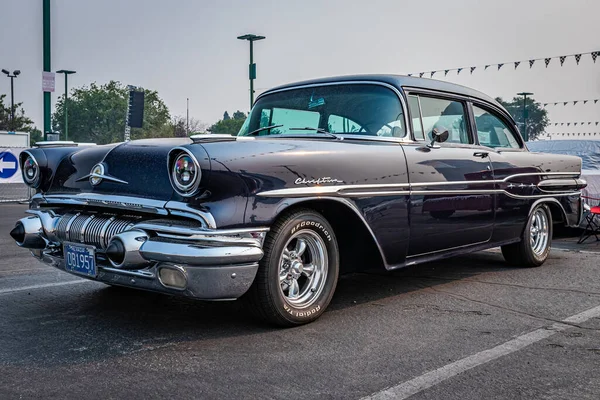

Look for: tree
[171,115,207,137]
[208,110,247,135]
[495,96,549,141]
[0,94,34,132]
[29,128,43,146]
[52,81,172,144]
[223,111,231,120]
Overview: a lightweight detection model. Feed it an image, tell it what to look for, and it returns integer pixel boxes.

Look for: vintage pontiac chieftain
[11,75,586,326]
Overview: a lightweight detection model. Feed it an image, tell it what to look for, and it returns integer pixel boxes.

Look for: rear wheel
[502,204,552,267]
[246,209,339,326]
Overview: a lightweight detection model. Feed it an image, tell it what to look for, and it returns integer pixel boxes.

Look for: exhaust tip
[10,223,25,243]
[106,239,126,265]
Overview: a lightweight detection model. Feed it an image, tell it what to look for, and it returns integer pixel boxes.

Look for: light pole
[57,70,76,140]
[2,69,21,131]
[237,34,266,109]
[517,92,534,141]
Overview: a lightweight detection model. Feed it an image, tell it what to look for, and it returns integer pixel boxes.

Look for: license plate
[64,242,97,277]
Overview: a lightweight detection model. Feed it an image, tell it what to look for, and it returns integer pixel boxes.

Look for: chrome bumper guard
[14,209,268,300]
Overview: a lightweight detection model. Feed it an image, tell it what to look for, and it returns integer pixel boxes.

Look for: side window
[473,105,521,149]
[418,96,471,144]
[407,95,424,140]
[328,114,362,134]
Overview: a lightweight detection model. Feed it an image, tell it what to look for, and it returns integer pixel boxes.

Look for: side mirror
[428,127,449,148]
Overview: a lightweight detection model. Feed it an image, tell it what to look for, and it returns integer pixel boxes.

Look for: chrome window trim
[404,90,474,145]
[470,102,524,150]
[254,81,413,143]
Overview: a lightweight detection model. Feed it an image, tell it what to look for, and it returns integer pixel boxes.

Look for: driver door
[404,93,495,257]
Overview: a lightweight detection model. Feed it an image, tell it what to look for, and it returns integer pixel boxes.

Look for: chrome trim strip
[76,172,129,185]
[257,172,583,198]
[36,193,168,215]
[409,180,494,187]
[504,191,580,200]
[411,190,501,196]
[190,134,238,143]
[256,80,412,143]
[258,183,410,198]
[164,201,217,228]
[33,193,214,229]
[100,266,155,278]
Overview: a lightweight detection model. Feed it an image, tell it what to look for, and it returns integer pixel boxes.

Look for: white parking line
[364,304,600,400]
[0,280,91,295]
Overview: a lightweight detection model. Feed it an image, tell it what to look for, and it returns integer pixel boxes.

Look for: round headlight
[22,154,40,187]
[171,151,201,196]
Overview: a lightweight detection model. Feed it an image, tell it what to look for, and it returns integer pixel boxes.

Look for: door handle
[473,152,489,158]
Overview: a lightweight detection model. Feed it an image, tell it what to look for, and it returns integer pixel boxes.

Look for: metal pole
[43,0,51,140]
[186,97,189,134]
[10,76,14,130]
[523,95,528,142]
[124,85,133,142]
[64,74,68,140]
[249,40,254,108]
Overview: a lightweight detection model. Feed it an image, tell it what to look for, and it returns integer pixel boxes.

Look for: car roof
[261,74,502,108]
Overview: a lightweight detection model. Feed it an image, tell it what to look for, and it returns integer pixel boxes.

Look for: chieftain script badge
[294,177,344,185]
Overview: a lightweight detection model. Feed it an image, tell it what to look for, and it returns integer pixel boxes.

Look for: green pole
[43,0,51,139]
[249,40,254,109]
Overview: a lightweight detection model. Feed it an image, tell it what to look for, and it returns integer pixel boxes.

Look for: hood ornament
[76,163,128,186]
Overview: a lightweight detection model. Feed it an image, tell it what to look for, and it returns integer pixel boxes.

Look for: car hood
[42,138,191,201]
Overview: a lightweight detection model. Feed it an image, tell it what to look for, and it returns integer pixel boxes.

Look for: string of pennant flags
[549,132,599,137]
[542,99,600,107]
[551,122,600,127]
[408,50,600,78]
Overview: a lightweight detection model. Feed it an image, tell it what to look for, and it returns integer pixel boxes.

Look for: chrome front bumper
[14,208,268,300]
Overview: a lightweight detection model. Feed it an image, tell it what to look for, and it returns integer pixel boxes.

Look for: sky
[1,0,599,137]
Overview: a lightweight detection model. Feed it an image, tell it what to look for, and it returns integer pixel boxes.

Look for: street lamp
[237,34,266,109]
[56,70,76,140]
[2,69,21,131]
[517,92,534,141]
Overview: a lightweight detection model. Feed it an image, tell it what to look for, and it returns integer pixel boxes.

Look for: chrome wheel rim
[530,209,549,256]
[278,229,328,308]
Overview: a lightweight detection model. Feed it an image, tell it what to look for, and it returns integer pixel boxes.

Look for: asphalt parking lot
[1,203,599,400]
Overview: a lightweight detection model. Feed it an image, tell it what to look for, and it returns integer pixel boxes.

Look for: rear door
[403,92,495,257]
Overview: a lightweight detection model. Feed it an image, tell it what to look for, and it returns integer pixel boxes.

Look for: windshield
[237,84,406,138]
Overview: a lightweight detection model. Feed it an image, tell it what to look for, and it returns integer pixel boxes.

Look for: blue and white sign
[0,150,21,182]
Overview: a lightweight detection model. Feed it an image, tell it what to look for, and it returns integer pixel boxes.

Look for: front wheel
[501,204,552,267]
[246,209,339,326]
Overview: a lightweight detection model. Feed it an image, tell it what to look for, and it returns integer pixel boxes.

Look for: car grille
[55,213,141,249]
